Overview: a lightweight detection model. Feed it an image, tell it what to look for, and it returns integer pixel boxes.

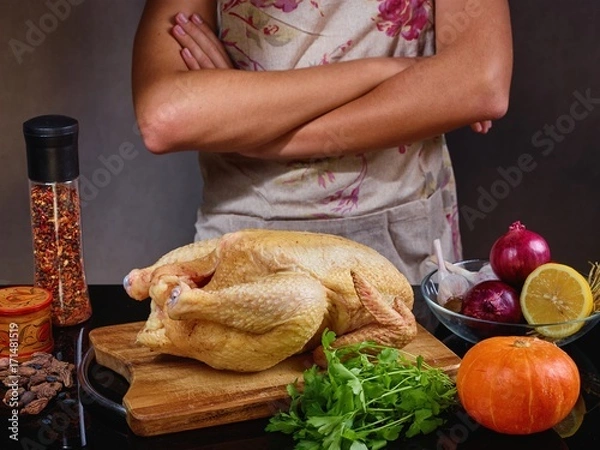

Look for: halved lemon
[520,263,594,338]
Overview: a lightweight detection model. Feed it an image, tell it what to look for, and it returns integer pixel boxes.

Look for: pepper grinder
[24,115,93,326]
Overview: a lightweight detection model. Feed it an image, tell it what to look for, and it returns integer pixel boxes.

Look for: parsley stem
[364,385,413,407]
[354,413,414,433]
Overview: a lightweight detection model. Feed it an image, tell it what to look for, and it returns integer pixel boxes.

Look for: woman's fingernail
[176,12,189,24]
[192,14,203,25]
[174,24,186,36]
[182,47,192,58]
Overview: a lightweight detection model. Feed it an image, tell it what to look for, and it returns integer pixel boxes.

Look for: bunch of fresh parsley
[266,330,458,450]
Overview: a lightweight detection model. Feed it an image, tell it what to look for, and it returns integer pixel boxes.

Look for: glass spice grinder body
[24,115,92,326]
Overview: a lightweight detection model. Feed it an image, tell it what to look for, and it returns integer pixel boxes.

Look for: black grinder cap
[24,115,80,183]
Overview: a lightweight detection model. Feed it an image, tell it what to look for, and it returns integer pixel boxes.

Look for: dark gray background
[449,0,600,274]
[1,0,598,284]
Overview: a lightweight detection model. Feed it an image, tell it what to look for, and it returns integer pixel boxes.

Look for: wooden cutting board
[88,321,461,437]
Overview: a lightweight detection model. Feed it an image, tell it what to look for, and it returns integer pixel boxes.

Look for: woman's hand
[172,12,234,70]
[471,120,493,134]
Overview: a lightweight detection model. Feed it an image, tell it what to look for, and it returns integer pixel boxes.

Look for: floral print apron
[194,0,462,330]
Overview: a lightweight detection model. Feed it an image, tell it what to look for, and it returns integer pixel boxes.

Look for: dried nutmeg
[18,366,37,377]
[0,352,75,415]
[18,390,37,408]
[30,381,62,399]
[3,387,25,407]
[28,373,48,386]
[24,352,54,367]
[21,397,49,415]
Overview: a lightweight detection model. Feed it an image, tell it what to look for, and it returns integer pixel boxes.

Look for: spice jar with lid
[0,286,54,359]
[23,115,93,326]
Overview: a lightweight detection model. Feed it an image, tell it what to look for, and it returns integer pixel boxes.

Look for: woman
[131,0,513,329]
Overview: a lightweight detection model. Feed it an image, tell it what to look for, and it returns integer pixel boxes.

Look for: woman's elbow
[133,80,198,154]
[137,117,172,155]
[485,82,511,120]
[480,89,510,122]
[477,62,512,120]
[135,101,182,155]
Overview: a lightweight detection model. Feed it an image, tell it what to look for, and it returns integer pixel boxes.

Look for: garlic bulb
[443,260,499,285]
[433,239,470,306]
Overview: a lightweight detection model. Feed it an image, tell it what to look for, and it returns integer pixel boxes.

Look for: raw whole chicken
[123,229,416,372]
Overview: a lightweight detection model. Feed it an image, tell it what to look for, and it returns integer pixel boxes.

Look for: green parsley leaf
[266,330,458,450]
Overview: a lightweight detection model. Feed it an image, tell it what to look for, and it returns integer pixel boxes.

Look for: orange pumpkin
[456,336,580,435]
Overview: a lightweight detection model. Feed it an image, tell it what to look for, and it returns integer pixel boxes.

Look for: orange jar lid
[0,286,52,316]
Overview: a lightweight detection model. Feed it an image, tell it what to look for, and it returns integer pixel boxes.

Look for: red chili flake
[29,182,92,326]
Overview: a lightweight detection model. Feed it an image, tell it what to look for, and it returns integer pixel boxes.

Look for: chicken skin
[123,229,416,372]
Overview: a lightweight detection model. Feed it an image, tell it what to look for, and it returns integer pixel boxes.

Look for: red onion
[489,221,551,287]
[461,280,522,324]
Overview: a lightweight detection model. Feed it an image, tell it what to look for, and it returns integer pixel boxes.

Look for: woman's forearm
[133,1,421,154]
[240,0,513,160]
[133,0,512,158]
[245,52,510,160]
[134,57,414,154]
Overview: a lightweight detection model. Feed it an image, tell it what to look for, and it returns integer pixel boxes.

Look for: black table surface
[2,284,599,450]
